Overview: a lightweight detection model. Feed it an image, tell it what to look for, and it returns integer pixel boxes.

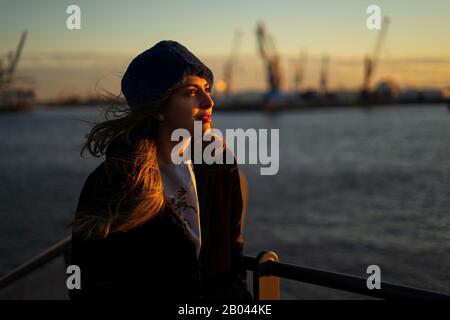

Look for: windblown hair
[73,93,174,240]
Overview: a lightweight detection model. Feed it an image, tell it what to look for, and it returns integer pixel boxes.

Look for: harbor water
[0,104,449,299]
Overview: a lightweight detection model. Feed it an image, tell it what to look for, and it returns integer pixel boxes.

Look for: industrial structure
[0,30,34,112]
[221,30,243,98]
[256,22,283,101]
[360,16,391,102]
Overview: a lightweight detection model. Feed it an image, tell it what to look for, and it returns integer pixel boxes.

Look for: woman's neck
[156,126,191,166]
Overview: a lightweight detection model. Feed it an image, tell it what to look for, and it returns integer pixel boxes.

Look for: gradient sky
[1,0,450,99]
[2,0,450,56]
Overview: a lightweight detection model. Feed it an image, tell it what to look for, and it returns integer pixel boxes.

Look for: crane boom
[223,30,242,96]
[255,22,282,94]
[5,30,28,83]
[319,55,329,95]
[361,17,390,97]
[372,16,390,71]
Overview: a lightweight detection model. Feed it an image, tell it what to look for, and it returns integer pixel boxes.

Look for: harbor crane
[293,49,307,94]
[222,30,243,97]
[1,30,27,85]
[256,22,283,99]
[361,16,391,101]
[319,54,330,96]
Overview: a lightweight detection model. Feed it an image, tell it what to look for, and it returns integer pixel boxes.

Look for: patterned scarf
[160,160,201,259]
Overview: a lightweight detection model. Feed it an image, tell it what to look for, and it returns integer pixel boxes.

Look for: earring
[157,114,164,121]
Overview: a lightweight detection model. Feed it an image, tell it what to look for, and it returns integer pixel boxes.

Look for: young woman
[68,40,252,300]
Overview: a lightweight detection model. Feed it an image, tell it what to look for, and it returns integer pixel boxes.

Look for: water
[1,104,449,299]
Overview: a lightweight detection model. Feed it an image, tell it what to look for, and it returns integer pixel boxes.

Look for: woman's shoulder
[80,157,129,194]
[74,160,126,224]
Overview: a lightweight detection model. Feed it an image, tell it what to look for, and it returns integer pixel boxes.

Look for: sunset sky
[1,0,450,99]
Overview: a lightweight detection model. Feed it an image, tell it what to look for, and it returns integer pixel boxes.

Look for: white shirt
[159,160,201,259]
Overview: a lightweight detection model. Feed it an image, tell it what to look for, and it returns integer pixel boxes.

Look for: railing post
[253,250,280,300]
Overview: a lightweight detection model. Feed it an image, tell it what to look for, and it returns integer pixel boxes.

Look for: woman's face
[160,75,214,136]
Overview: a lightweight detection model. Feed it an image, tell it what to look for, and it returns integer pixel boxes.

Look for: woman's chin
[186,121,212,137]
[202,121,212,133]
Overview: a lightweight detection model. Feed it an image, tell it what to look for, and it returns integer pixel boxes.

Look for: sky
[1,0,450,99]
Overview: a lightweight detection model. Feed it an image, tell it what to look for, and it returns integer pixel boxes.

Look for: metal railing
[0,236,71,289]
[245,251,450,300]
[1,236,450,300]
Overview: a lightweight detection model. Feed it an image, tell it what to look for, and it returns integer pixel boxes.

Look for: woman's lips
[200,114,211,122]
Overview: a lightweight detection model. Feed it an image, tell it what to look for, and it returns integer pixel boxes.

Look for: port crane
[293,49,307,94]
[361,16,391,101]
[0,30,27,85]
[256,22,283,99]
[0,30,34,112]
[319,54,330,96]
[222,30,243,97]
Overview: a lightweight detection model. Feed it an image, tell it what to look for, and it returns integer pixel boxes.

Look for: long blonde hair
[73,94,173,240]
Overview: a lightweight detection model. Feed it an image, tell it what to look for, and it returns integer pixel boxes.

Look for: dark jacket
[68,141,252,300]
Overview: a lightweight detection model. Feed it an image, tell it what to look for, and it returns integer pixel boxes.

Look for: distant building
[399,88,446,103]
[373,79,401,101]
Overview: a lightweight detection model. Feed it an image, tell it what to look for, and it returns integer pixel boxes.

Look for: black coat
[68,143,252,300]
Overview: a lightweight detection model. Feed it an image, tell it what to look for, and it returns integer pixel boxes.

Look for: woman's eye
[186,87,211,96]
[187,89,197,96]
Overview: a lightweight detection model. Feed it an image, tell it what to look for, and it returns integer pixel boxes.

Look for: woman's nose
[199,91,214,110]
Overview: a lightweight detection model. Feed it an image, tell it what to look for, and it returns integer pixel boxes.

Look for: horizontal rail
[0,236,71,289]
[242,255,450,300]
[1,236,449,300]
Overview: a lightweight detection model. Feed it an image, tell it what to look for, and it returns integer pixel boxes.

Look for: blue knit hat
[121,40,214,110]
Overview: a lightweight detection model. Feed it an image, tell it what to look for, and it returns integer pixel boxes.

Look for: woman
[67,40,252,300]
